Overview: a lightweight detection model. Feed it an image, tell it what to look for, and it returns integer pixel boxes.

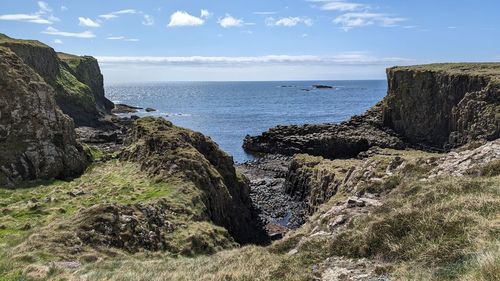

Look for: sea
[105,80,387,163]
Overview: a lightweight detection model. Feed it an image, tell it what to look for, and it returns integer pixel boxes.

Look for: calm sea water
[105,80,387,163]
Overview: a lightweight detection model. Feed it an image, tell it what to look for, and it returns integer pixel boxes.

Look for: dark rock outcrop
[112,104,142,114]
[0,34,113,127]
[244,104,405,159]
[0,47,89,187]
[383,64,500,149]
[120,117,268,244]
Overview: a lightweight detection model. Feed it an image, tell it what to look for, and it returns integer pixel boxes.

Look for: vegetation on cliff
[34,144,498,281]
[0,118,267,280]
[0,46,89,187]
[0,34,113,127]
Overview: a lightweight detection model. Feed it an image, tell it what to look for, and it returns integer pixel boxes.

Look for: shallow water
[105,80,387,163]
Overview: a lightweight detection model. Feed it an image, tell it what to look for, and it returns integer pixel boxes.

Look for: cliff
[120,117,268,244]
[0,34,113,127]
[384,64,500,149]
[0,46,89,187]
[244,63,500,157]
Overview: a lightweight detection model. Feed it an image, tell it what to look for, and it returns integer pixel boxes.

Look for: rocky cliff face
[58,53,114,115]
[120,117,268,244]
[384,64,500,149]
[0,34,113,127]
[0,47,89,187]
[244,64,500,158]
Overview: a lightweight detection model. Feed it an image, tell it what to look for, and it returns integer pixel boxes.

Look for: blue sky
[1,0,499,82]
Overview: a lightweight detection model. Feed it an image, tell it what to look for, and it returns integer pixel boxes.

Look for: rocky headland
[0,34,498,281]
[244,63,500,156]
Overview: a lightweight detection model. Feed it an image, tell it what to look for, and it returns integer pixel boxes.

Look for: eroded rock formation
[0,33,113,127]
[120,117,268,244]
[0,47,89,187]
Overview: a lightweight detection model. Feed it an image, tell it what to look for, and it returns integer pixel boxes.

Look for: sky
[1,0,499,83]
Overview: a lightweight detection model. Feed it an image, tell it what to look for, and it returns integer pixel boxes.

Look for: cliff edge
[0,33,113,127]
[0,46,89,187]
[244,63,500,157]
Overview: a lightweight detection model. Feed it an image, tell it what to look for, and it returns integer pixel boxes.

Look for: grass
[0,33,50,49]
[0,159,237,280]
[0,136,498,281]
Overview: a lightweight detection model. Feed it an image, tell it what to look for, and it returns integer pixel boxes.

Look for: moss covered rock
[121,117,268,244]
[0,33,113,127]
[0,47,90,187]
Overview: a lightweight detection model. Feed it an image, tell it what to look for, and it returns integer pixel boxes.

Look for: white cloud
[99,9,137,20]
[53,39,63,44]
[99,52,415,82]
[253,12,276,15]
[334,12,405,31]
[168,11,205,27]
[107,36,139,42]
[142,14,154,25]
[37,1,52,13]
[114,9,137,15]
[266,17,313,27]
[308,0,369,12]
[96,53,412,66]
[78,17,100,27]
[218,14,245,28]
[99,14,117,20]
[200,9,212,19]
[42,26,95,38]
[61,6,68,11]
[107,36,125,40]
[0,2,57,25]
[0,14,51,24]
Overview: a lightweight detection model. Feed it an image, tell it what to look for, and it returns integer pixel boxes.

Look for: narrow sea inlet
[105,80,387,162]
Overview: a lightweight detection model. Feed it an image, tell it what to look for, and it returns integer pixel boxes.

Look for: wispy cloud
[99,9,153,27]
[99,9,137,20]
[308,0,369,11]
[218,14,250,28]
[266,17,313,27]
[0,14,51,24]
[309,0,407,31]
[334,12,405,31]
[201,9,212,19]
[78,17,100,27]
[42,26,95,38]
[0,1,57,24]
[96,53,412,66]
[53,39,63,44]
[107,36,139,42]
[37,1,52,13]
[168,10,206,27]
[142,14,154,26]
[253,11,277,15]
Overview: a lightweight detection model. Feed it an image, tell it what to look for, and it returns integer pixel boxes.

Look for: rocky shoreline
[237,155,304,239]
